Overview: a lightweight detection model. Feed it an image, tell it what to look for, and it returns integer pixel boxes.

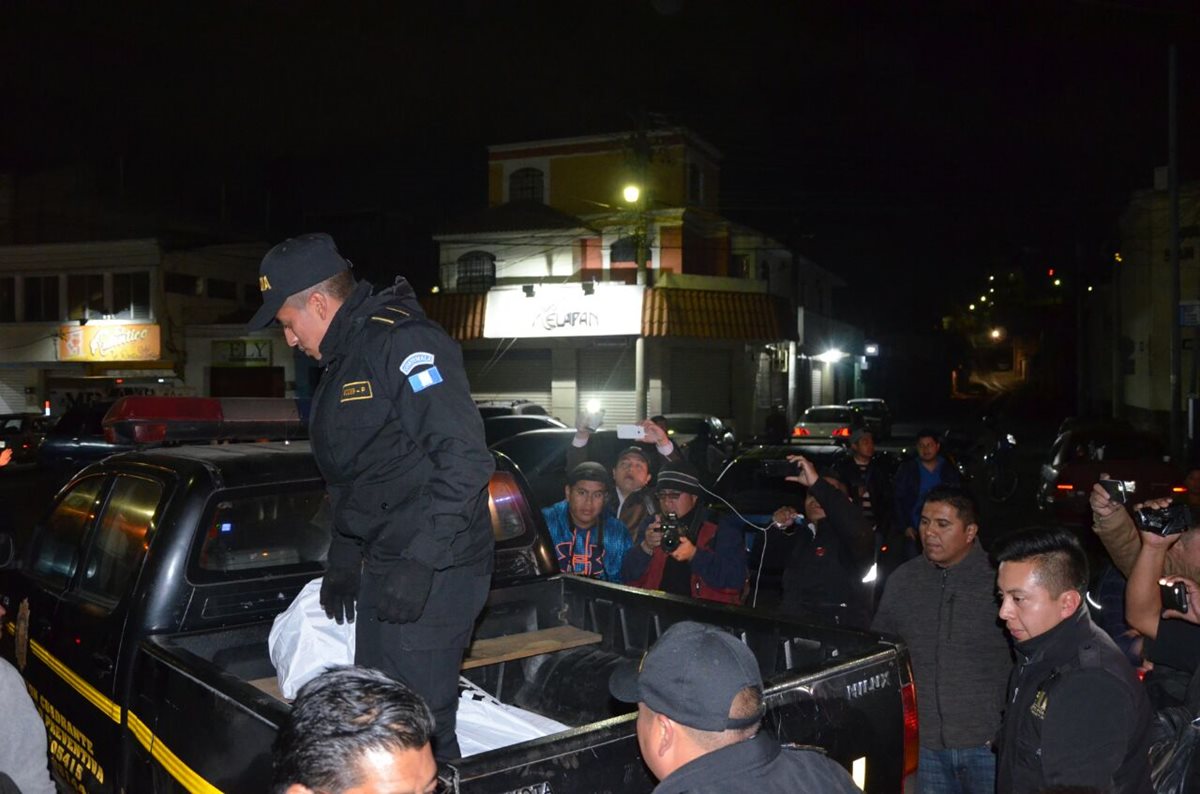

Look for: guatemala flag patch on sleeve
[408,366,443,392]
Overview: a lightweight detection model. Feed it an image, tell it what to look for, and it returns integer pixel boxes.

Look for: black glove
[377,559,435,624]
[320,566,361,624]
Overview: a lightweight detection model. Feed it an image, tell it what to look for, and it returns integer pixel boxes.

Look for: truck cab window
[28,476,106,589]
[79,476,163,605]
[196,487,330,578]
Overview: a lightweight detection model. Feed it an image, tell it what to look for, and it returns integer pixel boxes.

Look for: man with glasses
[621,463,747,604]
[541,462,633,582]
[272,666,445,794]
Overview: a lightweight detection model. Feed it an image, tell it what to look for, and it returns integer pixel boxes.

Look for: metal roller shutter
[0,369,28,414]
[578,347,638,423]
[668,348,731,417]
[463,349,552,408]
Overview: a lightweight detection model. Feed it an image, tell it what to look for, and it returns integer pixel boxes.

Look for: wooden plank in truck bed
[461,625,602,669]
[247,625,604,702]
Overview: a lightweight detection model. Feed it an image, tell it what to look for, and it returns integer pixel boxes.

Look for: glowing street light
[814,349,848,364]
[979,295,988,303]
[969,304,976,311]
[1053,278,1062,287]
[990,327,1005,341]
[622,185,641,204]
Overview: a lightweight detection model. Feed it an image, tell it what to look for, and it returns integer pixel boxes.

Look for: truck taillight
[901,680,919,791]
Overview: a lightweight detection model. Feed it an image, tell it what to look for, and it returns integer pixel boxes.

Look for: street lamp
[623,185,641,204]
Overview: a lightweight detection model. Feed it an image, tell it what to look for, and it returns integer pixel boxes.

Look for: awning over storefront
[422,292,487,341]
[642,288,794,341]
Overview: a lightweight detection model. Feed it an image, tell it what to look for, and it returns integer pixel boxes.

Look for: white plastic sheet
[268,580,569,755]
[268,577,355,699]
[456,677,569,757]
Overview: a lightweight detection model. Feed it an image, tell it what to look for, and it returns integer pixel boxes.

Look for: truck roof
[99,441,321,487]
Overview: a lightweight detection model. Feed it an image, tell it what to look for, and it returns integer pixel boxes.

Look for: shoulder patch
[408,366,443,393]
[400,351,435,375]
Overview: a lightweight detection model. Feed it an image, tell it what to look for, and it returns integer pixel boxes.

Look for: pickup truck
[0,397,917,794]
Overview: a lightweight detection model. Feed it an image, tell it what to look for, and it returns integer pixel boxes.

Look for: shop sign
[212,339,272,367]
[483,284,644,339]
[58,323,161,362]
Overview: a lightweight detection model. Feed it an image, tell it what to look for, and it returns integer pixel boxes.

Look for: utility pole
[629,125,652,420]
[1169,44,1181,459]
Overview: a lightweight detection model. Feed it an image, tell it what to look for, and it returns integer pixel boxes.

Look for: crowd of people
[7,230,1190,792]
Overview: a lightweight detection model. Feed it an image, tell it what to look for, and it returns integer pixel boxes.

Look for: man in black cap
[621,463,747,604]
[609,621,860,793]
[248,233,495,761]
[541,462,633,582]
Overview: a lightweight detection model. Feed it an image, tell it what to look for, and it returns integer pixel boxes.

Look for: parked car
[792,405,865,440]
[0,412,51,465]
[476,399,550,418]
[489,428,635,509]
[662,413,737,457]
[846,398,893,439]
[483,414,567,447]
[37,401,132,482]
[1037,424,1183,524]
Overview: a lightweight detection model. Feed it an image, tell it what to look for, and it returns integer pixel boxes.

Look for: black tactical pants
[355,562,491,760]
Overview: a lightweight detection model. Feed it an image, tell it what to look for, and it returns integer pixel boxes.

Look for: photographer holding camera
[774,456,875,628]
[1124,496,1200,694]
[620,463,747,604]
[1092,475,1200,585]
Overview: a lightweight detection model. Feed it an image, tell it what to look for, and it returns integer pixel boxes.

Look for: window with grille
[24,275,60,321]
[456,251,496,292]
[509,167,545,203]
[68,273,106,320]
[113,272,151,319]
[0,277,15,322]
[611,236,637,264]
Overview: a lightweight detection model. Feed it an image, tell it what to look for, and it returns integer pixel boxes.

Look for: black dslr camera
[660,512,683,553]
[1134,503,1195,536]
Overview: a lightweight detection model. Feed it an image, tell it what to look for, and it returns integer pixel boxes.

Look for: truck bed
[140,574,911,793]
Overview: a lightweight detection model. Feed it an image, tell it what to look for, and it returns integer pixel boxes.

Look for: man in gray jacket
[872,485,1012,793]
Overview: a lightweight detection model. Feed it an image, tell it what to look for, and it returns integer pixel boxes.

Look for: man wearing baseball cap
[620,463,746,604]
[249,233,495,761]
[609,621,860,792]
[541,462,634,582]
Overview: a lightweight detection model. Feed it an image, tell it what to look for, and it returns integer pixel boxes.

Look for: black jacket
[997,605,1152,794]
[311,279,495,575]
[832,452,895,535]
[652,733,861,794]
[779,479,875,628]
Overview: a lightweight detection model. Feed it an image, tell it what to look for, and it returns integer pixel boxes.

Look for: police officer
[249,233,494,761]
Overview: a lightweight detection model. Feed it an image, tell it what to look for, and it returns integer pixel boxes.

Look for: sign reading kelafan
[58,323,161,362]
[483,284,644,339]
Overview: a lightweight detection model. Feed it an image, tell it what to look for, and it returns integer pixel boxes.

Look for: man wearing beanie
[621,463,747,604]
[541,462,633,582]
[248,233,495,761]
[608,621,860,792]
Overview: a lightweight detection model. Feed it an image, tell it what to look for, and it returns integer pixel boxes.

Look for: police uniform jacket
[312,279,495,577]
[651,733,861,794]
[996,604,1152,794]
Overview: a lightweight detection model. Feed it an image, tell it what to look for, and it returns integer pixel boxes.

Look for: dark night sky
[1,1,1197,331]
